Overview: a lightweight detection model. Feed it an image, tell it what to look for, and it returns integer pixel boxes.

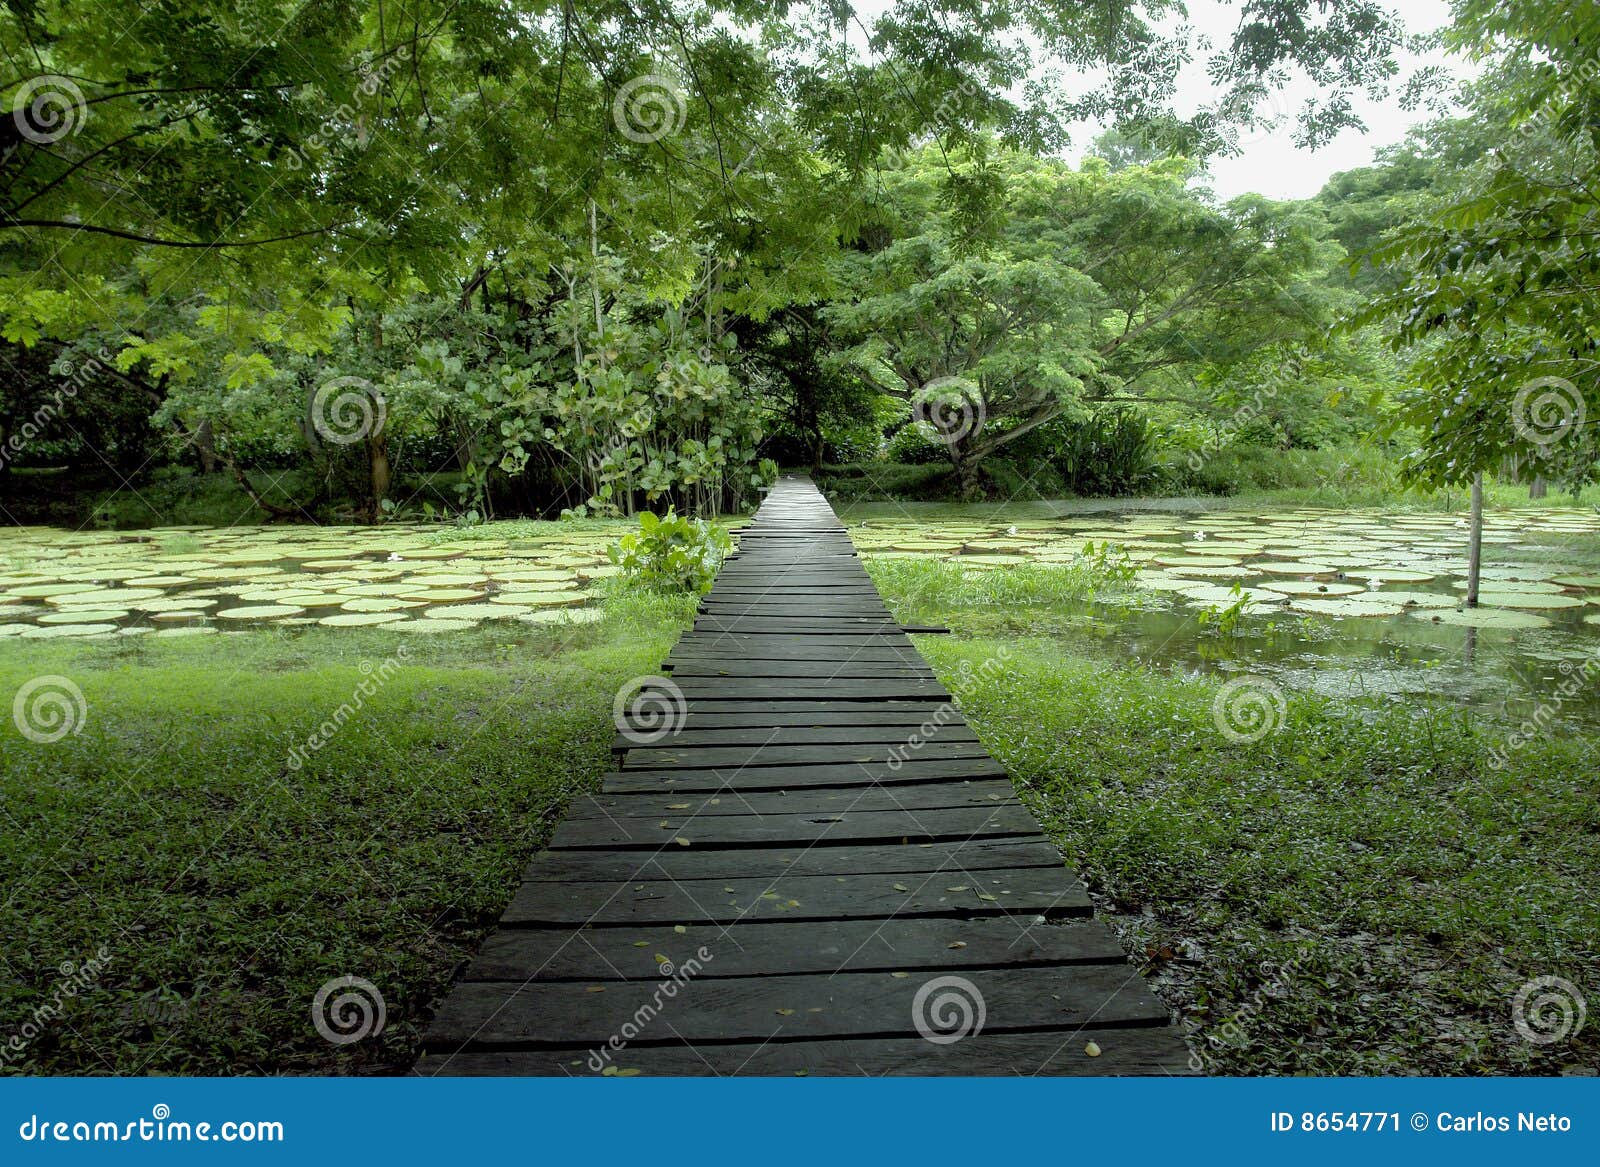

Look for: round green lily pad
[340,597,424,612]
[1257,580,1367,597]
[389,617,478,634]
[19,623,119,637]
[216,604,306,620]
[1411,608,1552,629]
[1289,597,1407,617]
[317,612,407,627]
[37,609,127,624]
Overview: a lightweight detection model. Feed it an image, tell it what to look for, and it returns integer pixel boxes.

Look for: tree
[826,145,1341,495]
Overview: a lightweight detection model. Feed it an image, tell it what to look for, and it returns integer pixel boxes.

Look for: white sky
[1168,0,1468,199]
[849,0,1470,201]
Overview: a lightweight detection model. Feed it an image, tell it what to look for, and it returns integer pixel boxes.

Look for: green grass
[0,591,693,1075]
[911,637,1598,1075]
[863,557,1147,636]
[868,549,1600,1074]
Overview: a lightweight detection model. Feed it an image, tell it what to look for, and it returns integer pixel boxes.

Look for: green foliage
[608,508,732,595]
[922,639,1598,1074]
[1195,584,1250,637]
[0,609,687,1073]
[1359,2,1600,489]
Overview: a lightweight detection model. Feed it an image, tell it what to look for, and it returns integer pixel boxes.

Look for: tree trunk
[367,433,391,522]
[1530,475,1547,500]
[1465,471,1483,608]
[953,447,983,500]
[193,418,219,474]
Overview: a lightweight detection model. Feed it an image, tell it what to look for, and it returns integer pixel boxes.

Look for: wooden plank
[617,740,987,770]
[462,917,1125,981]
[519,838,1066,881]
[500,866,1089,925]
[546,803,1042,849]
[601,756,1010,792]
[663,661,937,680]
[575,780,1014,819]
[665,680,950,701]
[423,964,1171,1048]
[611,725,978,751]
[617,704,960,723]
[420,1026,1194,1076]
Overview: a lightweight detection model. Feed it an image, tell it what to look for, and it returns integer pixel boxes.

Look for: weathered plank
[610,725,976,750]
[424,964,1171,1048]
[500,866,1088,925]
[616,740,987,771]
[518,838,1067,881]
[600,755,1010,792]
[419,1026,1194,1076]
[572,780,1014,819]
[460,917,1124,981]
[547,802,1043,849]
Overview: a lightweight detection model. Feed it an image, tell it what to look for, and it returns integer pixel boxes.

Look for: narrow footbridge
[418,476,1191,1075]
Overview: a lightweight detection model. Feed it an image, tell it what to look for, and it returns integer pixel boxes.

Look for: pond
[840,500,1600,731]
[0,523,632,637]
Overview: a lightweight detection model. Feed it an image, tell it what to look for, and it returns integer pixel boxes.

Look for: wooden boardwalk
[417,477,1191,1075]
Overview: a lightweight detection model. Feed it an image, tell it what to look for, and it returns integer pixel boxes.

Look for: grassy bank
[0,593,692,1075]
[867,555,1600,1074]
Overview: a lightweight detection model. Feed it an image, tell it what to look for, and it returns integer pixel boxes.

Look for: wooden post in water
[1466,471,1484,608]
